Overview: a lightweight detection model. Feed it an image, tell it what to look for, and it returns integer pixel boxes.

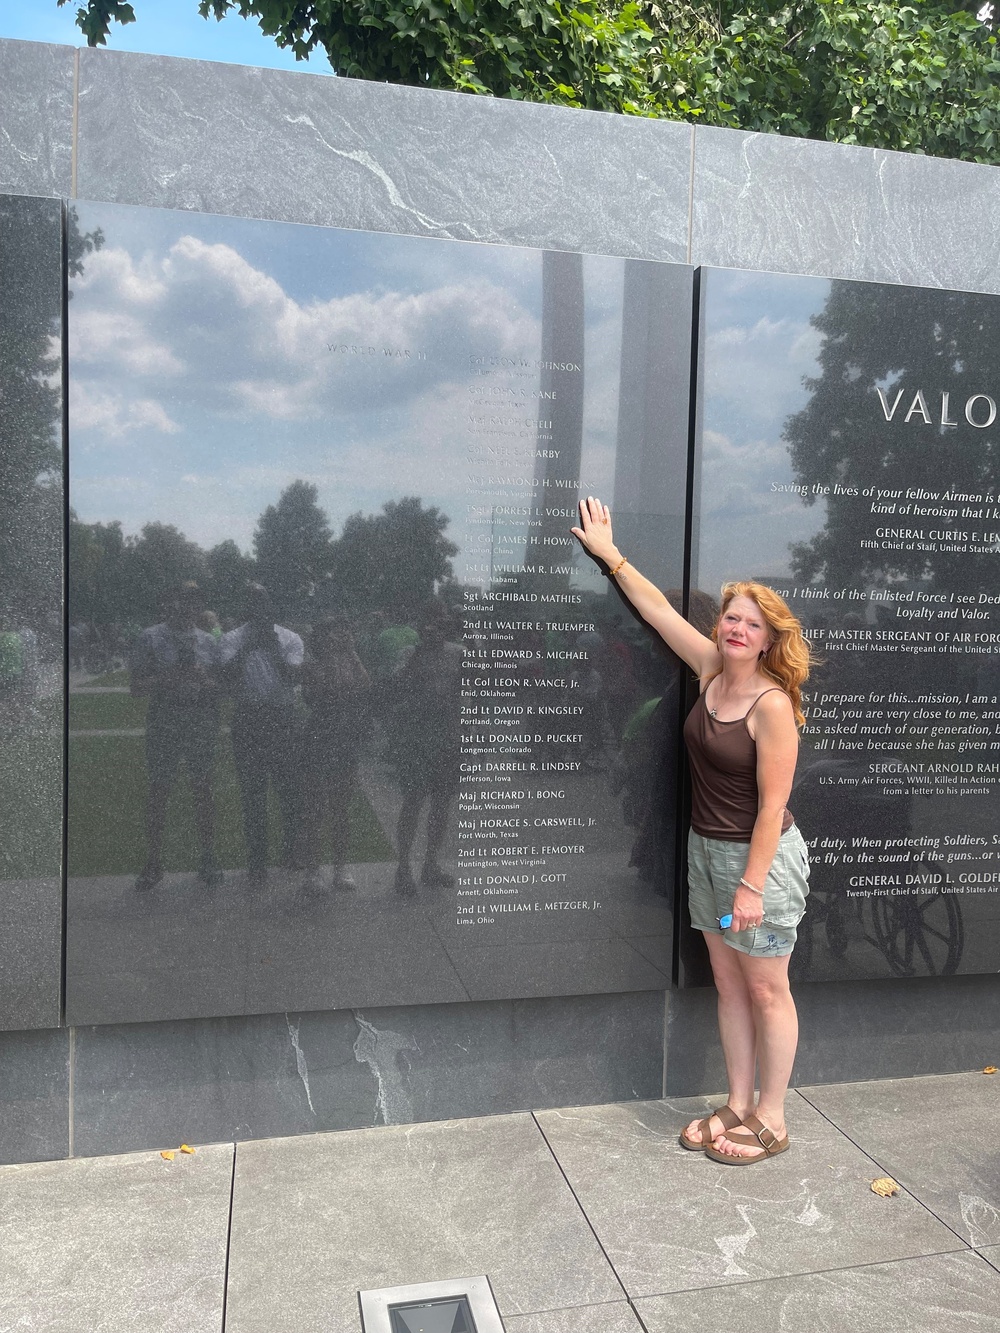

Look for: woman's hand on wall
[571,495,619,567]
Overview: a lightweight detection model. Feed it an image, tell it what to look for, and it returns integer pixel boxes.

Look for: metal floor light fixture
[359,1276,506,1333]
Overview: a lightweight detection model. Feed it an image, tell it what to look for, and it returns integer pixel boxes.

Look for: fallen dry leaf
[983,1066,997,1075]
[160,1150,175,1161]
[871,1177,899,1197]
[179,1144,196,1155]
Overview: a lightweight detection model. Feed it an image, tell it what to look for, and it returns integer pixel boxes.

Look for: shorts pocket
[762,834,809,927]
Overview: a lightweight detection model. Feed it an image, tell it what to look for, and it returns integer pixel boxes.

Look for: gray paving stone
[225,1114,622,1332]
[0,1143,233,1332]
[0,39,75,197]
[75,47,691,258]
[800,1072,1000,1246]
[505,1302,643,1332]
[980,1244,1000,1274]
[634,1250,1000,1333]
[535,1095,963,1298]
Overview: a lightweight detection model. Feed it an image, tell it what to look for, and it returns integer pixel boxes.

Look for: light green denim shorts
[687,824,810,958]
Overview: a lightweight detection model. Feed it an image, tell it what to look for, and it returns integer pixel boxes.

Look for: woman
[572,496,813,1164]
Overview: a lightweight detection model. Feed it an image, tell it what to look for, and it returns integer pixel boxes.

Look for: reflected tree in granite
[786,281,1000,604]
[332,496,458,626]
[0,201,97,882]
[1,200,64,630]
[253,481,335,620]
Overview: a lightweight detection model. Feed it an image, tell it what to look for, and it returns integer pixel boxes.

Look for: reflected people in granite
[386,608,463,896]
[219,584,305,886]
[130,581,223,891]
[299,615,373,894]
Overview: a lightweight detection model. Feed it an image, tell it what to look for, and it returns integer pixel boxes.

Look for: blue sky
[695,269,830,590]
[1,0,334,74]
[67,201,623,570]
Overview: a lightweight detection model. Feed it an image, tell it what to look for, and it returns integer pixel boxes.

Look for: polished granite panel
[505,1304,643,1333]
[0,1026,69,1165]
[689,264,1000,985]
[76,47,691,257]
[71,1009,372,1156]
[348,991,664,1127]
[534,1095,962,1297]
[691,126,1000,292]
[66,199,690,1023]
[0,194,65,1030]
[0,879,61,1033]
[800,1072,1000,1247]
[665,973,1000,1094]
[225,1115,621,1331]
[0,39,75,197]
[663,985,724,1096]
[635,1250,1000,1333]
[71,991,663,1156]
[0,1143,233,1331]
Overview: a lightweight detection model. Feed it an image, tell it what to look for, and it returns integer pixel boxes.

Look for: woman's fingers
[733,916,763,932]
[572,497,613,553]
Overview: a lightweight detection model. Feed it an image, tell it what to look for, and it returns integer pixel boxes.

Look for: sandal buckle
[757,1125,776,1149]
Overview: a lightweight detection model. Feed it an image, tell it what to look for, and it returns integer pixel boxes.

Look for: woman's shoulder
[750,686,795,722]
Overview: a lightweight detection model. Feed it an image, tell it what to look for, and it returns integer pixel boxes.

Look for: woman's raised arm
[571,496,720,678]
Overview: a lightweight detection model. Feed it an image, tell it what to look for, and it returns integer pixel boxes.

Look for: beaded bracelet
[607,556,628,578]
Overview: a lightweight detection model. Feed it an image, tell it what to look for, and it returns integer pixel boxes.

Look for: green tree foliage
[253,480,336,615]
[69,487,458,629]
[60,0,1000,162]
[69,516,131,625]
[1,199,63,627]
[332,496,459,623]
[129,522,208,623]
[205,539,256,617]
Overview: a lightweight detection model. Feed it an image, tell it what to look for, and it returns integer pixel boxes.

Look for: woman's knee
[742,961,793,1010]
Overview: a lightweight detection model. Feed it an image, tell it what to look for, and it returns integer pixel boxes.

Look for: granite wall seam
[71,48,79,199]
[686,123,696,265]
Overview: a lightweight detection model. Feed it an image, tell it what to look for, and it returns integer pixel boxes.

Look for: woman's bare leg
[682,932,757,1145]
[712,951,797,1158]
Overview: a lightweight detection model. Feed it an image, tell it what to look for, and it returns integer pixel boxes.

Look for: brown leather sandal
[705,1113,789,1164]
[679,1104,743,1151]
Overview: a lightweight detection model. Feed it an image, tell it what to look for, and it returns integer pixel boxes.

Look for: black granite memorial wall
[688,265,1000,985]
[64,201,693,1025]
[0,195,65,1030]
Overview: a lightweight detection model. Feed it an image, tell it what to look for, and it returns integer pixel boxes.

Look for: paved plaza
[1,1070,998,1332]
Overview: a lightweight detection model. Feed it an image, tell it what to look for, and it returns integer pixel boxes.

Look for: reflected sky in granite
[66,202,692,1024]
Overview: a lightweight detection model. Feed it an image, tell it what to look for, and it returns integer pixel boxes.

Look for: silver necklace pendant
[708,707,717,718]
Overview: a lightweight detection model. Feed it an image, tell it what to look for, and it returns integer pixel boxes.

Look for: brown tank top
[683,686,794,842]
